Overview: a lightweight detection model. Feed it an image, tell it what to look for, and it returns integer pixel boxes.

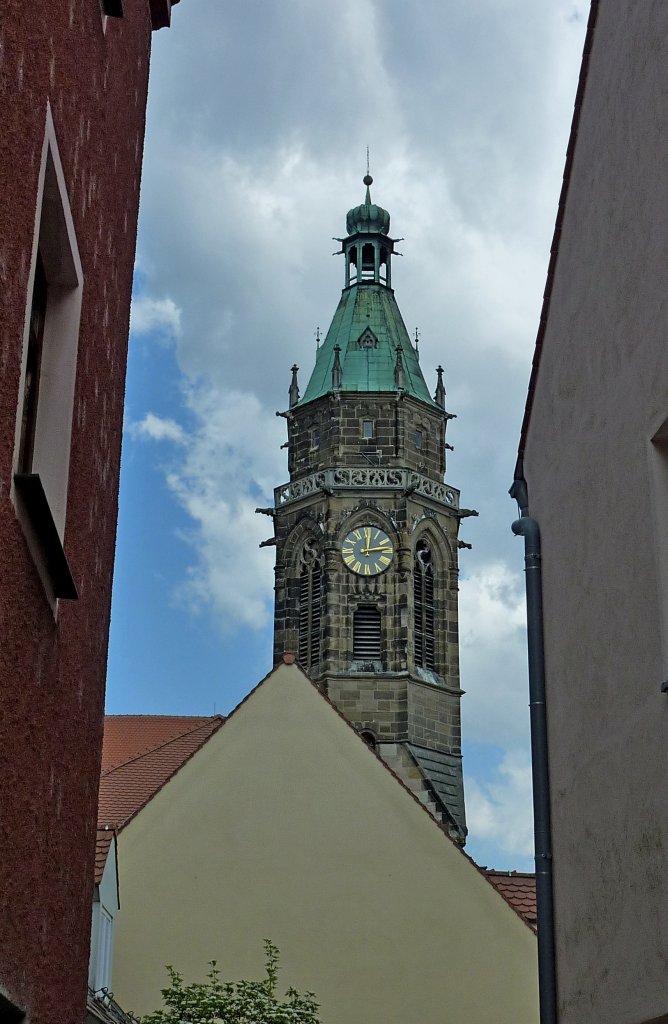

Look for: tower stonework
[266,178,472,842]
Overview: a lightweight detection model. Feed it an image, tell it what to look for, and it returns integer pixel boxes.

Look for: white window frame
[94,906,115,992]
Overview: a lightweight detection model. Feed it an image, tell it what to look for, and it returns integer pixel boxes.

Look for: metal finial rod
[363,147,373,196]
[315,327,321,349]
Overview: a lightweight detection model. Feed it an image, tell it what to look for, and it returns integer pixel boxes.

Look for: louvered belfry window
[414,540,435,670]
[298,540,322,672]
[353,605,381,660]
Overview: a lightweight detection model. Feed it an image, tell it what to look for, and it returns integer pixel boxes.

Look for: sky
[106,1,589,872]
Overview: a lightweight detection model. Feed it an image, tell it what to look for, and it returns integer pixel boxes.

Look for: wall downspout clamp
[510,472,557,1024]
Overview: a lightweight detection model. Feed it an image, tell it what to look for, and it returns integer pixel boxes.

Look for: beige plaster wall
[113,664,536,1023]
[523,5,668,1022]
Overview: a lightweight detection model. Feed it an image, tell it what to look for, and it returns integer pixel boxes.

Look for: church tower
[263,176,474,843]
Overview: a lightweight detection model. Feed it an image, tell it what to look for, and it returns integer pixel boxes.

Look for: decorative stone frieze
[275,467,459,510]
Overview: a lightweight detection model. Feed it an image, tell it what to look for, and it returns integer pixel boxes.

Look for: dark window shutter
[415,542,435,670]
[310,563,322,667]
[299,555,322,671]
[353,605,381,660]
[299,568,310,666]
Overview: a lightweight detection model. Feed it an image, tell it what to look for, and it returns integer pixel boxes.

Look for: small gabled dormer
[357,328,378,350]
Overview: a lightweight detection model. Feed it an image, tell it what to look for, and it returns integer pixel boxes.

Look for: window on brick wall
[12,104,82,603]
[17,253,47,474]
[0,993,25,1023]
[414,540,435,671]
[100,0,124,15]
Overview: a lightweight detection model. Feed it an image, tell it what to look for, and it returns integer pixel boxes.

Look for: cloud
[459,562,530,746]
[132,384,284,631]
[130,295,182,339]
[466,749,534,860]
[131,3,590,631]
[138,0,588,394]
[131,413,187,444]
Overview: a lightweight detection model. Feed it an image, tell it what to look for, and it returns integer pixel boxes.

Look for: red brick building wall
[0,2,176,1020]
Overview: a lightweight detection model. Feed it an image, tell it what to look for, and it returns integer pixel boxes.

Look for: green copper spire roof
[300,284,433,403]
[299,176,437,407]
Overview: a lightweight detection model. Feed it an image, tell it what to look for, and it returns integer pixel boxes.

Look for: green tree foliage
[141,940,321,1024]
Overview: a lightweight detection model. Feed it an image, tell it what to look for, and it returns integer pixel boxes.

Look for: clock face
[342,526,394,576]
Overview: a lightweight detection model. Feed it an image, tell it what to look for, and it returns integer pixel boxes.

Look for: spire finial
[289,364,300,408]
[394,344,406,390]
[332,345,342,390]
[315,326,321,350]
[434,365,446,408]
[363,147,373,203]
[414,328,420,362]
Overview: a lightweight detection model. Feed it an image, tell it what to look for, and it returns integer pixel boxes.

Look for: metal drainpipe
[510,475,557,1024]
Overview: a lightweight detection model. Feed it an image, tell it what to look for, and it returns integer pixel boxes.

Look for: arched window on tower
[298,539,323,672]
[414,540,435,671]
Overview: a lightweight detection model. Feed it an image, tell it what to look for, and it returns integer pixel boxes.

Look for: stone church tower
[262,177,473,843]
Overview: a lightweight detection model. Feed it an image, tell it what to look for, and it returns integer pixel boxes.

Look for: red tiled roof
[485,870,536,930]
[101,715,219,771]
[94,827,115,886]
[98,715,224,831]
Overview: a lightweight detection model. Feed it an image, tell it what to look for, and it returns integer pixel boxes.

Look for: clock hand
[361,546,392,554]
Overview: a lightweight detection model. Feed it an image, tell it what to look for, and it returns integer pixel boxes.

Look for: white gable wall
[113,664,537,1023]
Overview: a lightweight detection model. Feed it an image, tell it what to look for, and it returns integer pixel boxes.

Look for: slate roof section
[485,871,537,931]
[98,715,224,830]
[406,743,467,838]
[299,282,435,406]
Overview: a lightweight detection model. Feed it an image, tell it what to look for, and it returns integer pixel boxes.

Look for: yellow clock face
[342,526,394,576]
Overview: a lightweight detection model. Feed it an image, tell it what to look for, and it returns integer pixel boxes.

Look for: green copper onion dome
[345,174,390,235]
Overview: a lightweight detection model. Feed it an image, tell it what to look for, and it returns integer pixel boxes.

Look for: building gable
[111,661,537,1023]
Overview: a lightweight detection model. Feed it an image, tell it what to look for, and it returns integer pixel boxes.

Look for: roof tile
[98,715,224,830]
[485,870,537,930]
[94,827,115,886]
